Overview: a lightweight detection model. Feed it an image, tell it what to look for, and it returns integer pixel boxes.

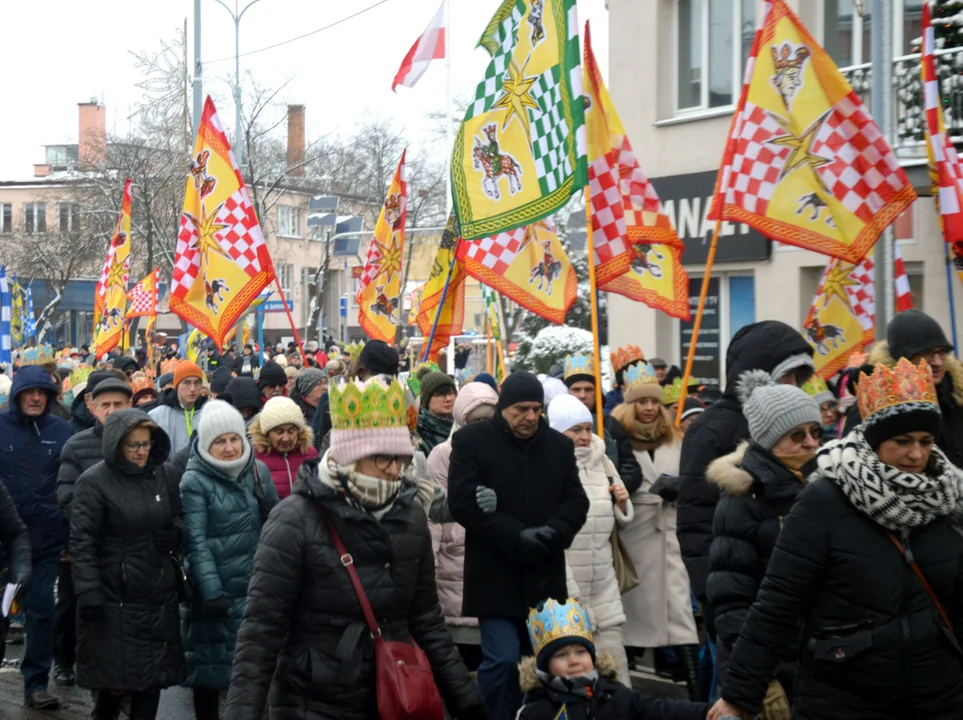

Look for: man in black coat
[677,320,815,606]
[449,371,590,720]
[53,377,132,687]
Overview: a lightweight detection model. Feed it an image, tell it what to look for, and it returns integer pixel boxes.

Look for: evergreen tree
[933,0,963,49]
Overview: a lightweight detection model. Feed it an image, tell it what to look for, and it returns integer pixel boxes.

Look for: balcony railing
[840,46,963,158]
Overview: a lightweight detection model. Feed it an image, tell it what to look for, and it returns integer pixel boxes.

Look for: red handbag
[317,505,445,720]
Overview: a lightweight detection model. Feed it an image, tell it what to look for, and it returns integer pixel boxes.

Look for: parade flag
[708,0,915,263]
[803,252,875,379]
[357,150,407,343]
[186,327,205,364]
[406,285,424,326]
[451,0,587,240]
[9,277,23,346]
[457,218,576,323]
[894,243,914,312]
[23,286,36,340]
[127,267,161,318]
[93,178,132,356]
[170,96,276,349]
[241,313,254,347]
[392,1,446,91]
[921,2,963,280]
[415,214,466,362]
[582,21,690,320]
[0,267,11,368]
[481,284,506,382]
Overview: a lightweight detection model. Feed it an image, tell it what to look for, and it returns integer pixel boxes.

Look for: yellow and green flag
[416,214,466,362]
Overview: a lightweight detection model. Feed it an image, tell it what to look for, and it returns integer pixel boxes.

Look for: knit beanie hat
[769,353,816,386]
[274,354,289,368]
[527,598,596,673]
[887,310,953,361]
[680,396,706,423]
[285,366,298,380]
[358,340,400,377]
[294,368,326,398]
[196,399,251,477]
[548,394,593,434]
[173,360,204,388]
[498,371,544,410]
[737,369,821,450]
[473,372,499,393]
[622,363,663,404]
[258,396,306,434]
[258,360,287,390]
[210,366,233,394]
[329,377,413,466]
[418,370,456,407]
[858,359,942,450]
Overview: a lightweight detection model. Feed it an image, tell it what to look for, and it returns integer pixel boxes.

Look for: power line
[205,0,394,64]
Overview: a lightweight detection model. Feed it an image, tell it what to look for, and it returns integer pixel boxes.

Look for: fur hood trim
[248,413,314,454]
[869,340,963,407]
[518,652,621,692]
[707,441,754,496]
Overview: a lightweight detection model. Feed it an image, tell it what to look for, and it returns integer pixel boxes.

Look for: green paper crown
[330,376,407,431]
[802,375,829,397]
[345,340,365,364]
[69,365,96,387]
[662,375,697,405]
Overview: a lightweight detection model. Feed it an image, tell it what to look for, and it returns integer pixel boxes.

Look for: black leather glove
[201,596,230,618]
[79,604,105,623]
[519,525,558,559]
[153,525,182,553]
[648,474,680,502]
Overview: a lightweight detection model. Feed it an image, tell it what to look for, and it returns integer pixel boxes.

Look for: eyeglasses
[124,440,153,452]
[372,454,412,472]
[432,388,457,399]
[787,427,823,445]
[920,348,951,363]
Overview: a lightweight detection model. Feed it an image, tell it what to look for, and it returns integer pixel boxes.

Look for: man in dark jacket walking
[53,377,132,686]
[0,365,73,709]
[449,371,590,720]
[677,321,814,606]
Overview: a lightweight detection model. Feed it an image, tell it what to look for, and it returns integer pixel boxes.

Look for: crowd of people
[0,309,961,720]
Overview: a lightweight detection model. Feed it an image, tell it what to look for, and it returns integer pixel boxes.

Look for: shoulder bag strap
[251,460,264,501]
[887,531,953,630]
[315,504,381,638]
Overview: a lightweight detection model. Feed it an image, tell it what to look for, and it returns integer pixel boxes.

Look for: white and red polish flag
[392,1,446,91]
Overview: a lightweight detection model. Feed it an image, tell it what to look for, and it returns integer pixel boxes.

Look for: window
[277,264,294,295]
[24,202,46,234]
[58,202,80,233]
[277,206,301,238]
[824,0,924,68]
[1,204,11,234]
[676,0,755,113]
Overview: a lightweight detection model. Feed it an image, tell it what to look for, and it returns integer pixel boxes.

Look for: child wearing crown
[519,598,708,720]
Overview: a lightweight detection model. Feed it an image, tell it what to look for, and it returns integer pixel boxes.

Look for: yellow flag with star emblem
[451,0,586,240]
[708,0,915,263]
[170,96,276,348]
[93,178,132,356]
[357,150,407,343]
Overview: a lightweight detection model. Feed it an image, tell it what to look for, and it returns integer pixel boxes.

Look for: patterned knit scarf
[418,407,454,455]
[816,428,963,532]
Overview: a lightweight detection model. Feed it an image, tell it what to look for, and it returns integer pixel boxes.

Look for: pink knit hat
[328,377,413,466]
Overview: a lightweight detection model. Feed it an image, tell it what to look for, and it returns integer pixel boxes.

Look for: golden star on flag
[370,233,403,286]
[768,111,832,182]
[821,261,860,313]
[492,58,540,141]
[187,202,231,266]
[105,260,128,294]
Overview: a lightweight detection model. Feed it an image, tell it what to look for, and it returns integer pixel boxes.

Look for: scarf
[773,451,815,484]
[574,435,618,478]
[198,441,252,479]
[536,669,600,701]
[816,428,963,532]
[320,454,406,519]
[418,407,454,455]
[626,412,668,451]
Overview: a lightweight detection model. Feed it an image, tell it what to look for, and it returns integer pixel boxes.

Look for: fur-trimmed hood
[707,442,753,495]
[869,340,963,407]
[248,413,314,454]
[518,652,621,692]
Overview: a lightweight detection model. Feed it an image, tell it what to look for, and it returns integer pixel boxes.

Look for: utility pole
[870,0,894,336]
[213,0,264,169]
[192,0,203,138]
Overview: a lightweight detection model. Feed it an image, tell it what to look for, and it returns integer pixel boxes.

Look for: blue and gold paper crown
[563,352,596,384]
[329,376,408,431]
[624,362,658,392]
[18,344,53,366]
[526,598,594,661]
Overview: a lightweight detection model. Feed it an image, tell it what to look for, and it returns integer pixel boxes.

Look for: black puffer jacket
[602,415,643,494]
[70,391,95,434]
[70,409,187,692]
[705,443,803,689]
[224,458,487,720]
[677,321,814,601]
[721,477,963,719]
[56,422,106,521]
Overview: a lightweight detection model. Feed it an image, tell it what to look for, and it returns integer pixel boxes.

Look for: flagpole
[584,206,604,439]
[272,275,308,362]
[946,243,960,352]
[486,313,493,374]
[444,0,453,211]
[422,243,460,363]
[675,219,721,427]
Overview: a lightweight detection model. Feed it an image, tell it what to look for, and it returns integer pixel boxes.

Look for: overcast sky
[0,0,609,180]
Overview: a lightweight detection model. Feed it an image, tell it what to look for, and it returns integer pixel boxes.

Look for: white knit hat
[737,370,821,450]
[196,399,251,475]
[258,396,305,434]
[548,393,593,434]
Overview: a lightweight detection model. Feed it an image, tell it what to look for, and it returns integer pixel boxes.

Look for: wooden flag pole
[272,275,308,362]
[675,218,722,427]
[584,207,605,439]
[486,314,493,373]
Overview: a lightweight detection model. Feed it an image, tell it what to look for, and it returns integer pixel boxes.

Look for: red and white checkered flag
[127,267,160,318]
[894,243,914,312]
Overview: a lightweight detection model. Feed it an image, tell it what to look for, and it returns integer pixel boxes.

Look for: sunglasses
[787,426,823,445]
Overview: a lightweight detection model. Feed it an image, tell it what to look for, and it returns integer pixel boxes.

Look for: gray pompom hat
[736,369,821,450]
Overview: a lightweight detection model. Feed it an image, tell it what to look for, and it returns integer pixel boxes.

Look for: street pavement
[0,638,686,719]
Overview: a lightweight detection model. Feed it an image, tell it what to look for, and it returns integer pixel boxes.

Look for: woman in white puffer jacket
[548,393,634,684]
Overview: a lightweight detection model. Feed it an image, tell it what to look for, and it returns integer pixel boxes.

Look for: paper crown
[564,352,596,383]
[611,345,645,373]
[526,598,594,661]
[160,357,179,376]
[130,376,154,394]
[662,375,698,406]
[18,345,53,366]
[69,365,95,388]
[329,376,407,431]
[345,340,365,363]
[624,362,659,392]
[407,361,441,398]
[857,358,938,422]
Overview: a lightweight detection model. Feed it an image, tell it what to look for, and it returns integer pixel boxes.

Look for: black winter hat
[209,366,234,394]
[497,371,544,410]
[887,310,953,362]
[112,356,139,374]
[258,360,287,390]
[222,377,263,412]
[359,340,400,377]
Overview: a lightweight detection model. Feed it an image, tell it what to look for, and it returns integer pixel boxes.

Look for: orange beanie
[173,360,204,388]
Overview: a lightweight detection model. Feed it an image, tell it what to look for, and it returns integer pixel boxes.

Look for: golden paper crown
[771,43,811,71]
[611,345,645,373]
[526,598,594,661]
[857,358,938,422]
[69,365,95,387]
[160,357,179,376]
[564,352,595,383]
[662,375,697,406]
[130,376,153,394]
[18,345,53,366]
[329,376,407,431]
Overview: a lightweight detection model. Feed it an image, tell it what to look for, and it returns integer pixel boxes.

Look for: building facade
[605,0,958,385]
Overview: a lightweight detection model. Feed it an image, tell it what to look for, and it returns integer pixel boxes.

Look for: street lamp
[212,0,264,168]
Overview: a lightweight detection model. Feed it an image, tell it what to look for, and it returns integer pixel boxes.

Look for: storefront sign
[679,276,721,387]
